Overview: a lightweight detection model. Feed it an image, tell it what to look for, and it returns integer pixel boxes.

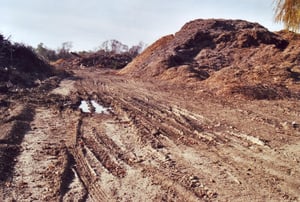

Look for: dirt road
[1,68,300,201]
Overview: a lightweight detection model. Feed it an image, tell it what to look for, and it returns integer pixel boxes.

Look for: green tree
[274,0,300,32]
[35,43,58,61]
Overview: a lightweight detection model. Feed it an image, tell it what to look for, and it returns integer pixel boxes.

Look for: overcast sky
[1,0,283,51]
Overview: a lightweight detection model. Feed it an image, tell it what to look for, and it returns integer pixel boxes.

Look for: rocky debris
[120,19,300,99]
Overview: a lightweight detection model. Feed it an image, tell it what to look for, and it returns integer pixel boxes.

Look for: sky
[1,0,284,51]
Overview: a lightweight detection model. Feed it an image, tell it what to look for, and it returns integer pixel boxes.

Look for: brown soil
[0,19,300,201]
[120,19,300,100]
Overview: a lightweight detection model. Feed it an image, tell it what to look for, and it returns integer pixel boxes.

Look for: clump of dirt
[120,19,300,99]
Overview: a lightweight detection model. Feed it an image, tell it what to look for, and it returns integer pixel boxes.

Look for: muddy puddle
[79,100,111,114]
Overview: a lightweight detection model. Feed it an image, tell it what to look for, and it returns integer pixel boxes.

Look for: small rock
[189,175,199,180]
[292,121,299,129]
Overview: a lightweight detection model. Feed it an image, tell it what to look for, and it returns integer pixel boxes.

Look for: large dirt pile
[0,34,56,93]
[120,19,300,99]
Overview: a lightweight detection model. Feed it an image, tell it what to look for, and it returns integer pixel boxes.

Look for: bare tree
[101,39,128,54]
[57,41,73,59]
[128,41,146,57]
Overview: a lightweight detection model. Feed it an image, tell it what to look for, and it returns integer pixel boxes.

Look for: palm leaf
[274,0,300,32]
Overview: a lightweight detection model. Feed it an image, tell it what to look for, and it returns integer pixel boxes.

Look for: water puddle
[91,100,110,114]
[79,100,111,114]
[79,100,91,113]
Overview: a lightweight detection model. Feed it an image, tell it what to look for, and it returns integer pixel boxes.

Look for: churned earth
[0,19,300,201]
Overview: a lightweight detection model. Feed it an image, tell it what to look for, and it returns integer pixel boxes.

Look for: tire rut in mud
[69,75,300,201]
[5,72,297,201]
[0,105,34,186]
[63,91,221,201]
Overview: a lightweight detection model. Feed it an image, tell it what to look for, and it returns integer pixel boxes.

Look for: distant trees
[274,0,300,31]
[128,41,146,57]
[35,42,73,61]
[57,41,73,59]
[99,39,146,57]
[101,39,128,54]
[35,39,146,62]
[36,43,57,61]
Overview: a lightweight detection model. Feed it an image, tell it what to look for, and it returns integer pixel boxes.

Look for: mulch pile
[120,19,300,99]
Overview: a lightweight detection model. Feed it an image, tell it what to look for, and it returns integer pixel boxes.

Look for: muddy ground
[0,66,299,201]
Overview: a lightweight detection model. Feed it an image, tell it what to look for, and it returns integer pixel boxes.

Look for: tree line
[35,40,146,62]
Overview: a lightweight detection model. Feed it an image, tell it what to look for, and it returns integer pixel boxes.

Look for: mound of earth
[0,34,58,93]
[53,51,133,70]
[78,51,133,69]
[120,19,300,99]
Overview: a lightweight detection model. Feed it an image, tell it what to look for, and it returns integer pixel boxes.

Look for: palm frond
[274,0,300,32]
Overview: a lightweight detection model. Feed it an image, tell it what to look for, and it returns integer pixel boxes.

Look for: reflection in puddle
[79,100,91,113]
[78,100,111,114]
[91,100,110,114]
